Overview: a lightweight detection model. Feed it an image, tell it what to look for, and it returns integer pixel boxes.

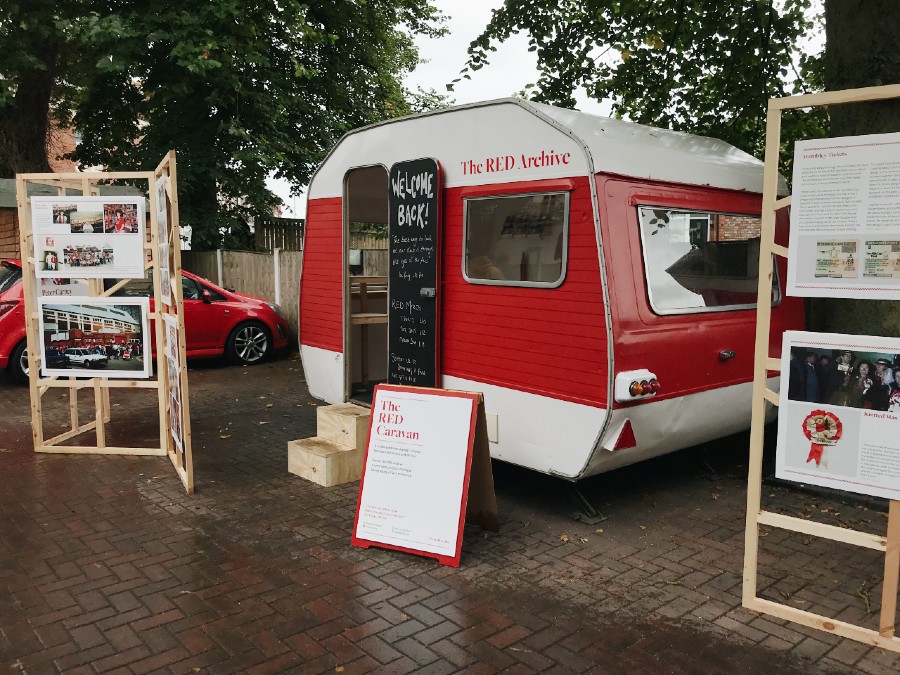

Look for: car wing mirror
[201,289,212,304]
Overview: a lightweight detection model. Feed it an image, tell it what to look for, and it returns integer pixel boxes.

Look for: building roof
[0,179,142,209]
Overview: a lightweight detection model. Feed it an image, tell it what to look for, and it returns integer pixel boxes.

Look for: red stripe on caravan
[441,177,608,408]
[300,197,343,352]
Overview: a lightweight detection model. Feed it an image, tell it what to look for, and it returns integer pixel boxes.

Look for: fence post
[216,249,223,287]
[274,247,282,306]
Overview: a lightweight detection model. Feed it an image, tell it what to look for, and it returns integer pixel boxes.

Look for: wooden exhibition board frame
[744,84,900,651]
[15,151,194,493]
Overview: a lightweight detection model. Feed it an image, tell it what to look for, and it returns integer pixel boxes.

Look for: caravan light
[614,369,660,402]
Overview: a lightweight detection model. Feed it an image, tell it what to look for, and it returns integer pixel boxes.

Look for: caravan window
[463,192,568,287]
[638,207,780,314]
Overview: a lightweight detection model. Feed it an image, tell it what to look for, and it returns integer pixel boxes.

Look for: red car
[0,259,289,383]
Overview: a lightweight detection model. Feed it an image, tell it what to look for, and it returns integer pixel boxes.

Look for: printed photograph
[815,239,858,279]
[786,345,900,412]
[42,250,59,272]
[69,205,103,234]
[61,243,114,270]
[166,351,184,451]
[37,298,151,379]
[51,204,77,226]
[103,203,140,234]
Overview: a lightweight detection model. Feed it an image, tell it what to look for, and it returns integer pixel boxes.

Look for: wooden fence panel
[256,217,304,251]
[222,251,274,299]
[349,233,388,250]
[279,251,302,344]
[364,249,388,277]
[180,251,219,285]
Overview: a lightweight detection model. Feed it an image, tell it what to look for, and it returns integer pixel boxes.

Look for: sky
[266,0,609,218]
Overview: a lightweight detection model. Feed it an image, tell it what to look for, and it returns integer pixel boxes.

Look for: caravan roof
[308,98,782,197]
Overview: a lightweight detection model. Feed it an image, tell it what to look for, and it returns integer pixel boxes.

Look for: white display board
[788,133,900,299]
[777,330,900,500]
[353,386,479,564]
[37,296,152,379]
[31,196,146,279]
[163,314,184,453]
[155,177,172,306]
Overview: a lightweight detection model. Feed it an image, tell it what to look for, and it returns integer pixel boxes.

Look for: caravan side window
[638,207,780,314]
[463,192,568,287]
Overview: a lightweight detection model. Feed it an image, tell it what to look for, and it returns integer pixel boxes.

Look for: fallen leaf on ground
[560,534,569,542]
[219,434,231,439]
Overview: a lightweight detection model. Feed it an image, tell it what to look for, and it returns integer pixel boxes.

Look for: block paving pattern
[1,356,899,673]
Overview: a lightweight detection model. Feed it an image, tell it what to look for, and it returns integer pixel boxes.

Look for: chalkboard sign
[388,158,441,387]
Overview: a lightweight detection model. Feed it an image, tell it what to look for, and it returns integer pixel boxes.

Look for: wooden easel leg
[68,379,78,433]
[879,500,900,636]
[94,379,106,448]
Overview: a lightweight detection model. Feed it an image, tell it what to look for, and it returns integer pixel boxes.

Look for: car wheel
[10,341,28,384]
[226,321,272,365]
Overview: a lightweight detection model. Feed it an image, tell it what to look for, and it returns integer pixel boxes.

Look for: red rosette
[801,409,843,466]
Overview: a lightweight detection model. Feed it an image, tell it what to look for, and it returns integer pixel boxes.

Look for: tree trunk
[0,68,54,178]
[810,0,900,336]
[0,0,58,179]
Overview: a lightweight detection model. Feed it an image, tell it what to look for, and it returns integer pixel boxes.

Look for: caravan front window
[638,207,780,314]
[463,192,568,287]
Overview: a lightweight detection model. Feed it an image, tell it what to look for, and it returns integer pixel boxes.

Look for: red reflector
[650,379,661,393]
[612,420,637,451]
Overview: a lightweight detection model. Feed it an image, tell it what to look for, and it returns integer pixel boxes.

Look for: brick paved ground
[1,356,899,674]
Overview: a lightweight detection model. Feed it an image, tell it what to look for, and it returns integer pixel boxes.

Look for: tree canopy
[0,0,445,249]
[458,0,827,160]
[457,0,900,334]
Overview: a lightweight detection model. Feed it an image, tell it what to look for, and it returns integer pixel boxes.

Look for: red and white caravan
[298,98,803,479]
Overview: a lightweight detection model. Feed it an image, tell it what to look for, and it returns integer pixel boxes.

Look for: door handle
[719,350,736,361]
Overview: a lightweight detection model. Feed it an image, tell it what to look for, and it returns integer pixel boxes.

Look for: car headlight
[266,302,286,319]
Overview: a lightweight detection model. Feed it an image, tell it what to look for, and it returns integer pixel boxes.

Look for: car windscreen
[0,263,22,294]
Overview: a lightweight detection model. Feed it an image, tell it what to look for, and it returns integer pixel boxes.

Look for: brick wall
[0,208,19,259]
[48,124,77,173]
[717,214,761,241]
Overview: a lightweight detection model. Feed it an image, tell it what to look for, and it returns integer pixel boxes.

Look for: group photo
[787,345,900,412]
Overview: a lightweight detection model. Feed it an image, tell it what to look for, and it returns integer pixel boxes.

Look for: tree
[0,1,445,249]
[458,1,827,162]
[812,0,900,336]
[462,0,900,335]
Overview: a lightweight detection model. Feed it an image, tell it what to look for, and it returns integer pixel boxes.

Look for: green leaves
[0,0,445,249]
[460,0,827,162]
